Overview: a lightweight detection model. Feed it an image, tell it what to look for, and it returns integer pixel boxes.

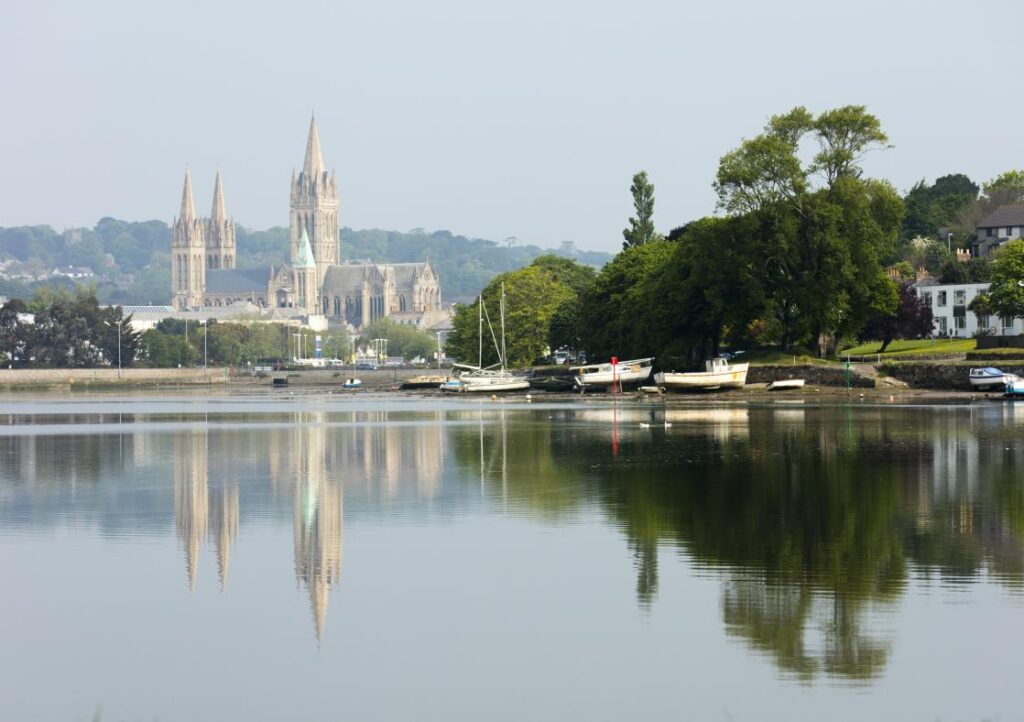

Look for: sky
[2,0,1022,254]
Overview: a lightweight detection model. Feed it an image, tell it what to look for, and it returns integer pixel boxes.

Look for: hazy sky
[3,0,1022,253]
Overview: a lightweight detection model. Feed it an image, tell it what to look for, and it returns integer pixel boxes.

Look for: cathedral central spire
[180,169,196,220]
[211,170,227,222]
[303,115,324,177]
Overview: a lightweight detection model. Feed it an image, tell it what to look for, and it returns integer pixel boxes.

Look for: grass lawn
[840,338,976,357]
[741,350,835,366]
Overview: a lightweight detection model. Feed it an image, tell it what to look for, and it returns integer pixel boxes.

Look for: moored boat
[528,376,576,392]
[970,367,1018,390]
[571,358,654,391]
[654,357,748,392]
[1005,377,1024,397]
[767,378,805,391]
[440,285,529,394]
[401,374,447,390]
[341,378,362,390]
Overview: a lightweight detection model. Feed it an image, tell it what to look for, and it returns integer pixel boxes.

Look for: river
[1,390,1022,721]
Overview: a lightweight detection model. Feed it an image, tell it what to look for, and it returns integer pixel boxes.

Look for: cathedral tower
[294,225,319,314]
[205,170,236,270]
[171,170,206,310]
[290,115,339,306]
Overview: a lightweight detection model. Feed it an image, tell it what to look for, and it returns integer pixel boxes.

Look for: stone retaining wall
[0,367,229,386]
[881,362,1024,391]
[748,364,875,388]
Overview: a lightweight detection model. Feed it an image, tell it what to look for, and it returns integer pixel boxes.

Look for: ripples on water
[2,391,1024,720]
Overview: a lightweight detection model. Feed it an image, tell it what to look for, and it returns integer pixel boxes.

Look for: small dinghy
[767,379,805,391]
[341,378,362,390]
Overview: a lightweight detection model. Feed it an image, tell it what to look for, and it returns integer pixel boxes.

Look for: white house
[914,281,1024,337]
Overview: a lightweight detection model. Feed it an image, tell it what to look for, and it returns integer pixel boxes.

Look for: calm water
[2,391,1024,721]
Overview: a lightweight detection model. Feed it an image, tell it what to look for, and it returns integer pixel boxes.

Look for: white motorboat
[654,357,749,391]
[969,367,1018,390]
[767,378,805,391]
[440,285,529,394]
[571,357,654,390]
[1005,377,1024,397]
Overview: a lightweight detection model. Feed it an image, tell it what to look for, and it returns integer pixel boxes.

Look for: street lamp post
[436,330,442,369]
[200,320,207,370]
[103,318,123,378]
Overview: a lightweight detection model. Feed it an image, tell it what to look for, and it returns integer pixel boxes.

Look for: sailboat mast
[500,283,508,371]
[478,294,483,370]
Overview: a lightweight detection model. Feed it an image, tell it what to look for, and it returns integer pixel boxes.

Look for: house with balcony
[974,205,1024,256]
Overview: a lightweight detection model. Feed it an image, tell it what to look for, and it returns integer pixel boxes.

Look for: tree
[358,318,435,360]
[968,292,993,322]
[447,256,593,366]
[858,281,933,352]
[988,239,1024,321]
[622,171,660,249]
[712,105,902,354]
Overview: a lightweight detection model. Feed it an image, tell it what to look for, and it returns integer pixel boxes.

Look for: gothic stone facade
[170,117,441,329]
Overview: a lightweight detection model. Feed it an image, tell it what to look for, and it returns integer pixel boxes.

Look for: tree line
[446,105,1024,367]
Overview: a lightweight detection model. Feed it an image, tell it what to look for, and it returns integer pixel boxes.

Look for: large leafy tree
[713,105,902,354]
[578,240,675,361]
[446,256,592,367]
[988,239,1024,320]
[622,171,660,249]
[857,281,933,352]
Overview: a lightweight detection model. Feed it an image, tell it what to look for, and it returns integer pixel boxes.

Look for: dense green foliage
[857,281,933,353]
[0,221,611,306]
[0,287,140,367]
[578,105,905,363]
[988,240,1024,320]
[446,256,595,367]
[900,174,978,241]
[357,318,438,361]
[140,318,349,367]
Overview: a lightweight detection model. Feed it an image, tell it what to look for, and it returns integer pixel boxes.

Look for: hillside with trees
[0,221,611,306]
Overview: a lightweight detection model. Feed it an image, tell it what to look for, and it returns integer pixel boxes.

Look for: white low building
[914,281,1024,337]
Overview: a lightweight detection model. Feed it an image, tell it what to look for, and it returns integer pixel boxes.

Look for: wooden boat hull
[655,363,748,391]
[528,377,576,392]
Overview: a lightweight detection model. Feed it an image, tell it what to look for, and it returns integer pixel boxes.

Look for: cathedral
[170,117,443,330]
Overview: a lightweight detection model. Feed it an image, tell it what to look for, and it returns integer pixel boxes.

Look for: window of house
[954,290,966,305]
[986,228,993,237]
[1008,227,1015,236]
[1002,316,1014,329]
[922,291,932,306]
[955,316,966,331]
[978,315,990,331]
[937,291,947,307]
[938,317,948,333]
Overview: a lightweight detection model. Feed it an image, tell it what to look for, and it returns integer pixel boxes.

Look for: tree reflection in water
[450,403,1024,682]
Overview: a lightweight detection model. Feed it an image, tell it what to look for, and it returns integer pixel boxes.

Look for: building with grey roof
[975,204,1024,256]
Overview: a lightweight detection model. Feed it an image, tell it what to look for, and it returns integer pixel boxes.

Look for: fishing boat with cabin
[654,357,748,392]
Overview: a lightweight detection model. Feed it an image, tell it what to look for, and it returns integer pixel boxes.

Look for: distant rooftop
[977,204,1024,228]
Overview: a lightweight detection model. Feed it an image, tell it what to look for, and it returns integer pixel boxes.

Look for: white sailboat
[440,285,530,393]
[654,357,748,391]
